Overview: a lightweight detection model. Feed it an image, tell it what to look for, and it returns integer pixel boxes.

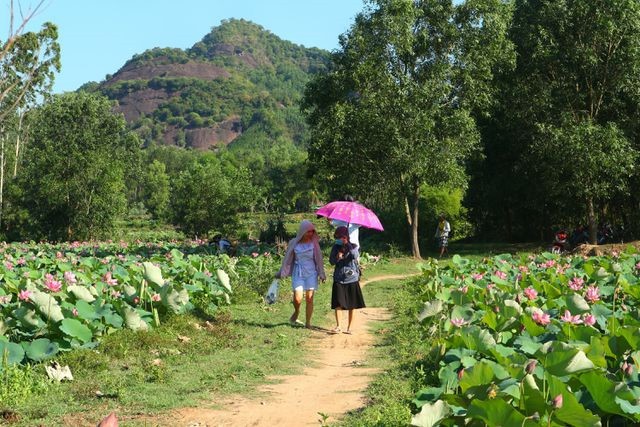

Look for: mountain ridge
[87,19,330,150]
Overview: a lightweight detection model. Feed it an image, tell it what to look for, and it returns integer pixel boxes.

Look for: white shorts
[292,274,318,292]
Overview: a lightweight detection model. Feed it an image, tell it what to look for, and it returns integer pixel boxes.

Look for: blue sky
[19,0,366,93]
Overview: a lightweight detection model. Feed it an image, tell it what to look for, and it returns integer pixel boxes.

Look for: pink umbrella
[316,201,384,231]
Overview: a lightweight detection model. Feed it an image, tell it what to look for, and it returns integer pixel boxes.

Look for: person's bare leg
[347,309,354,332]
[334,308,342,329]
[304,290,314,328]
[291,290,302,323]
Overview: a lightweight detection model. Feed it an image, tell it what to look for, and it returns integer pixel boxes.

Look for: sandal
[328,327,341,334]
[343,330,353,335]
[289,318,304,327]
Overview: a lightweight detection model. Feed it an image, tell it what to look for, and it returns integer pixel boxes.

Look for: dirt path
[153,274,412,427]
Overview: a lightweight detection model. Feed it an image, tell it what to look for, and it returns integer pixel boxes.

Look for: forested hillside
[84,18,329,150]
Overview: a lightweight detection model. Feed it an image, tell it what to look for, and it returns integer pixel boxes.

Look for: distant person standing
[434,213,451,258]
[275,220,326,328]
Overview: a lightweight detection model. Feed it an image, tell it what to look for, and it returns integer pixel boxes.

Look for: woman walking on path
[276,220,326,328]
[329,226,365,334]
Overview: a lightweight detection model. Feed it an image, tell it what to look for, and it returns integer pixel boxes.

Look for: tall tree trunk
[403,185,421,259]
[0,129,4,230]
[587,197,597,245]
[13,110,24,177]
[505,206,513,242]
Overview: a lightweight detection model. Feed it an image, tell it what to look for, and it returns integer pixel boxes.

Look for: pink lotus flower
[636,261,640,270]
[560,310,583,324]
[532,309,551,326]
[459,285,469,294]
[251,252,259,258]
[495,271,507,280]
[583,313,596,326]
[585,286,600,303]
[72,307,79,316]
[486,283,496,291]
[457,368,465,380]
[568,277,584,291]
[16,257,26,266]
[471,273,484,281]
[524,287,538,301]
[44,273,62,292]
[18,289,32,301]
[133,297,140,304]
[519,265,529,273]
[4,261,13,270]
[64,271,77,285]
[110,290,122,298]
[151,293,161,302]
[451,318,466,327]
[103,272,118,286]
[622,361,634,376]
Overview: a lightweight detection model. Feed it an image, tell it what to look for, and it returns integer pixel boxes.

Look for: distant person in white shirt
[434,213,451,258]
[329,195,360,250]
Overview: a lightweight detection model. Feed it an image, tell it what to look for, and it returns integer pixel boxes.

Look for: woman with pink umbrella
[328,226,365,334]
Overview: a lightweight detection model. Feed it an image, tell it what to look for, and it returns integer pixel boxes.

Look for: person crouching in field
[275,220,326,328]
[329,226,365,334]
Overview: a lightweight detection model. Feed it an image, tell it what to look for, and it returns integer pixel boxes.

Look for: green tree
[170,155,257,236]
[142,160,170,220]
[505,0,640,242]
[14,92,140,240]
[0,1,60,124]
[0,1,61,228]
[303,0,513,257]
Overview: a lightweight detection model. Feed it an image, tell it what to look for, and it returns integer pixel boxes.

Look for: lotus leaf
[13,306,44,328]
[565,294,591,314]
[60,318,92,343]
[25,338,59,361]
[121,305,148,331]
[216,269,231,292]
[142,262,164,287]
[544,347,595,376]
[410,400,451,427]
[544,376,601,426]
[67,285,96,302]
[29,291,64,323]
[418,300,444,321]
[0,341,25,365]
[459,360,495,392]
[467,398,535,426]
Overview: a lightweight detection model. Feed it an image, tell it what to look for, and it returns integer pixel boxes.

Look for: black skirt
[331,281,366,310]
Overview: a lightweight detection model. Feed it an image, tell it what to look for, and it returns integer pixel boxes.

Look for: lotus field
[0,240,278,366]
[411,251,640,426]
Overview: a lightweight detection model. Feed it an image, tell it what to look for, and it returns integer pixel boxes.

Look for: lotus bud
[525,359,537,374]
[552,394,563,409]
[457,368,465,380]
[622,361,633,376]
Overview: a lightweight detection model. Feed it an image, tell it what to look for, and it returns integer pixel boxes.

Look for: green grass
[5,293,329,426]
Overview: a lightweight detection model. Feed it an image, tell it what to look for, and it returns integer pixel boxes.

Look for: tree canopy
[303,0,514,257]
